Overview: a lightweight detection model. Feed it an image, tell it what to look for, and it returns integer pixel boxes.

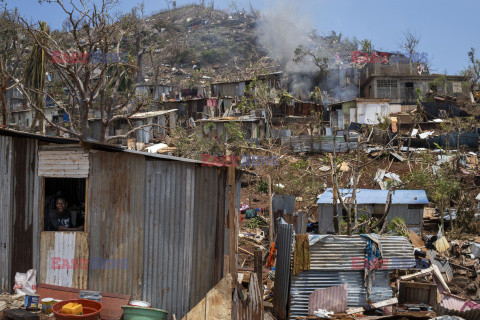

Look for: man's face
[56,199,67,214]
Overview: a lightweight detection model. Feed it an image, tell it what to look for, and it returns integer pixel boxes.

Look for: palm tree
[24,21,48,132]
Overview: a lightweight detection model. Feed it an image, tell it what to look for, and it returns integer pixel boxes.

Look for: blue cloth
[361,234,384,270]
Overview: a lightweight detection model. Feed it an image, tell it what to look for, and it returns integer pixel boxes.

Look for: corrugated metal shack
[0,128,241,320]
[272,229,416,320]
[317,189,429,235]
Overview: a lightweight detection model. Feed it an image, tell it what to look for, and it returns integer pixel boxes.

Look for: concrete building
[329,98,392,128]
[361,63,469,103]
[317,188,429,235]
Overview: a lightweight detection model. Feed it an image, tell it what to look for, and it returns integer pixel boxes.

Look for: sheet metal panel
[0,136,13,292]
[309,235,415,271]
[10,137,37,287]
[273,195,295,214]
[308,284,348,315]
[273,221,294,319]
[38,149,89,178]
[143,160,194,317]
[290,270,392,320]
[87,152,145,299]
[143,161,228,320]
[190,166,225,307]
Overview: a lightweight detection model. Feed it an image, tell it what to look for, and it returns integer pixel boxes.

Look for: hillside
[127,4,278,87]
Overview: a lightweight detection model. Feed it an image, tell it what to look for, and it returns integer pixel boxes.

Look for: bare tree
[399,30,421,63]
[0,6,27,127]
[464,47,480,92]
[20,0,150,142]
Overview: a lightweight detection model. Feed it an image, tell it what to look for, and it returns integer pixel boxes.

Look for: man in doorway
[47,197,84,231]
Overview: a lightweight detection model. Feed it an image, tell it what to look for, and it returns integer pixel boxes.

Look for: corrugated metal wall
[290,270,391,320]
[87,152,145,299]
[10,137,37,287]
[143,161,228,320]
[143,160,195,318]
[190,166,226,305]
[0,136,13,292]
[273,221,294,319]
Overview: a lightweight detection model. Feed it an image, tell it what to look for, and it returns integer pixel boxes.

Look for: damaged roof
[129,109,178,119]
[317,188,429,205]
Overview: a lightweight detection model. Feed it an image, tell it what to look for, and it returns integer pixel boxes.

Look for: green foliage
[290,158,309,170]
[237,97,252,114]
[224,121,245,144]
[360,39,372,52]
[454,196,480,234]
[174,48,196,64]
[405,165,460,208]
[24,21,49,112]
[257,178,269,194]
[204,121,215,132]
[200,48,228,64]
[429,75,447,93]
[376,114,391,130]
[387,217,408,237]
[246,216,267,229]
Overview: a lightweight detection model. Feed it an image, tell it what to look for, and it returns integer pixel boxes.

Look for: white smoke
[256,1,314,72]
[256,1,360,101]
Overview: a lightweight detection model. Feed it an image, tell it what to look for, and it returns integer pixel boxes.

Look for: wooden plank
[182,274,232,320]
[400,267,434,280]
[38,150,90,178]
[40,232,89,289]
[371,297,398,308]
[36,283,130,320]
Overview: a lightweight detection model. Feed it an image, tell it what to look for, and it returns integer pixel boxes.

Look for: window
[44,178,86,232]
[452,82,462,93]
[377,79,398,88]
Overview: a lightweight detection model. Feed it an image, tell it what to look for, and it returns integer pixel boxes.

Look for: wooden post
[228,165,237,287]
[268,175,274,243]
[254,249,263,286]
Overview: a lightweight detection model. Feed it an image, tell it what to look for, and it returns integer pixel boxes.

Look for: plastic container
[122,305,168,320]
[52,299,103,320]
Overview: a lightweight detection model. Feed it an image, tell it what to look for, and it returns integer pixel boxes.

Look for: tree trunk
[331,130,339,234]
[440,203,445,235]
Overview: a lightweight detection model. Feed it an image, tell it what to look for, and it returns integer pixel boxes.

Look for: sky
[6,0,480,74]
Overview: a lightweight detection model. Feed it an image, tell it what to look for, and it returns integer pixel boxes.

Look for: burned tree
[20,0,151,142]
